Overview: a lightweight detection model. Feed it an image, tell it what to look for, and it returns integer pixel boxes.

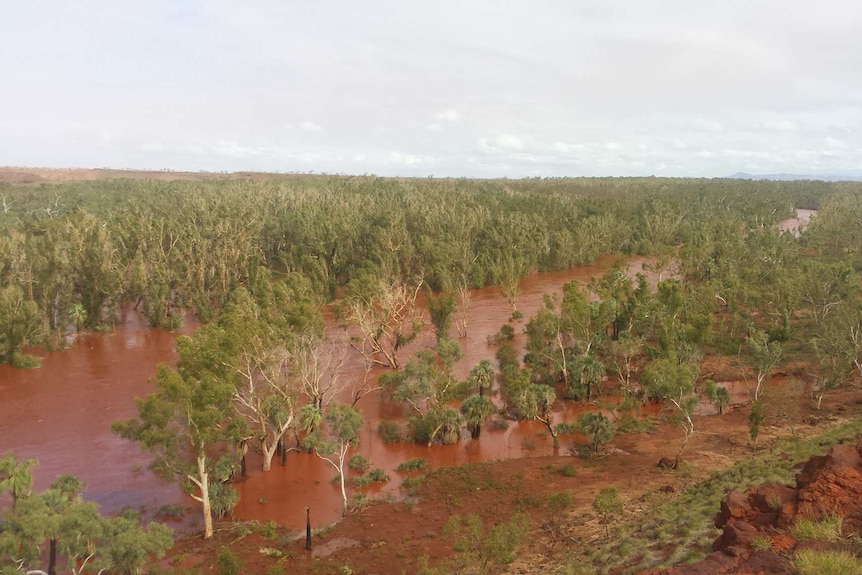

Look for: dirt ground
[0,166,306,185]
[161,359,862,575]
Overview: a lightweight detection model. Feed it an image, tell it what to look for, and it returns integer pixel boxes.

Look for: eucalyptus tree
[113,323,239,539]
[605,334,644,402]
[66,212,124,329]
[379,340,464,445]
[515,384,559,448]
[301,402,363,515]
[220,290,298,472]
[341,268,424,370]
[0,284,41,365]
[641,354,698,468]
[427,290,457,343]
[745,330,782,402]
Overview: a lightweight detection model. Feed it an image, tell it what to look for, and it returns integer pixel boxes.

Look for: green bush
[791,515,843,542]
[368,468,390,483]
[396,458,427,472]
[377,420,402,443]
[794,549,862,575]
[216,549,242,575]
[348,454,371,473]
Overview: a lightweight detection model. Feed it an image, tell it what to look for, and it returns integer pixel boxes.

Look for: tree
[0,453,36,510]
[749,400,766,449]
[642,355,698,468]
[606,334,644,403]
[0,469,171,575]
[427,290,456,343]
[293,336,350,411]
[746,330,782,401]
[0,285,42,365]
[302,402,363,515]
[113,324,238,539]
[379,341,463,444]
[467,360,495,397]
[703,380,730,415]
[593,486,623,538]
[515,384,559,448]
[460,395,496,439]
[342,271,424,370]
[578,411,614,453]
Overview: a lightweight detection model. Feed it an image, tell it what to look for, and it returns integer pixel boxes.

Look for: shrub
[377,420,402,443]
[348,454,371,473]
[548,490,573,513]
[216,549,242,575]
[751,536,772,552]
[794,549,862,575]
[368,468,390,483]
[396,458,427,472]
[791,515,843,542]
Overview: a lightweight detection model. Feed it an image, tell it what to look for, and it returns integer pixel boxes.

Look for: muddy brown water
[0,211,810,534]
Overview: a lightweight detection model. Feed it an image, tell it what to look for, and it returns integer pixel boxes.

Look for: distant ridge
[729,171,862,182]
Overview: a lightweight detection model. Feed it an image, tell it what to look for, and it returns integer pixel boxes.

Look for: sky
[2,1,861,178]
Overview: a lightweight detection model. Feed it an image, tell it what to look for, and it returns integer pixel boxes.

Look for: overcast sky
[2,1,861,178]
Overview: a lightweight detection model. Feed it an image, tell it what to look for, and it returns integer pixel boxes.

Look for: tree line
[0,175,833,365]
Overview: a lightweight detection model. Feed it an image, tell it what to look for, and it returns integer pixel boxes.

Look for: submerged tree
[460,395,496,439]
[342,271,424,370]
[113,325,238,539]
[302,402,363,515]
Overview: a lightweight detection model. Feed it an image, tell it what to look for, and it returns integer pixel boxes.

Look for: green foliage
[0,285,42,363]
[749,400,766,448]
[427,290,456,342]
[553,464,577,477]
[578,411,615,453]
[216,548,243,575]
[750,536,772,552]
[794,549,862,575]
[444,512,531,569]
[615,413,658,434]
[791,515,843,541]
[348,454,371,473]
[367,468,390,483]
[593,487,623,517]
[703,380,730,414]
[377,420,402,443]
[548,490,574,513]
[460,394,496,438]
[0,465,172,575]
[112,322,238,538]
[395,458,427,472]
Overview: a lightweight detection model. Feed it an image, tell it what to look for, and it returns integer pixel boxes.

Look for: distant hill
[729,171,862,182]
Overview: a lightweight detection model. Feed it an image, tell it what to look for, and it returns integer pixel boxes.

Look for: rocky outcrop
[637,439,862,575]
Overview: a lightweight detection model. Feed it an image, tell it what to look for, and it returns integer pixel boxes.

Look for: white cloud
[433,109,460,122]
[299,121,323,132]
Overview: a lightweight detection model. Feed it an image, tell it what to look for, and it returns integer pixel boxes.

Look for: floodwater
[0,209,810,534]
[778,208,816,237]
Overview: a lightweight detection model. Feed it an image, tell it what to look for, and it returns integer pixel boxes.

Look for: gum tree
[302,402,363,515]
[113,324,238,539]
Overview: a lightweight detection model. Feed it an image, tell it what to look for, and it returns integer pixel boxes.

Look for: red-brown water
[0,246,776,534]
[778,208,816,237]
[0,307,197,518]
